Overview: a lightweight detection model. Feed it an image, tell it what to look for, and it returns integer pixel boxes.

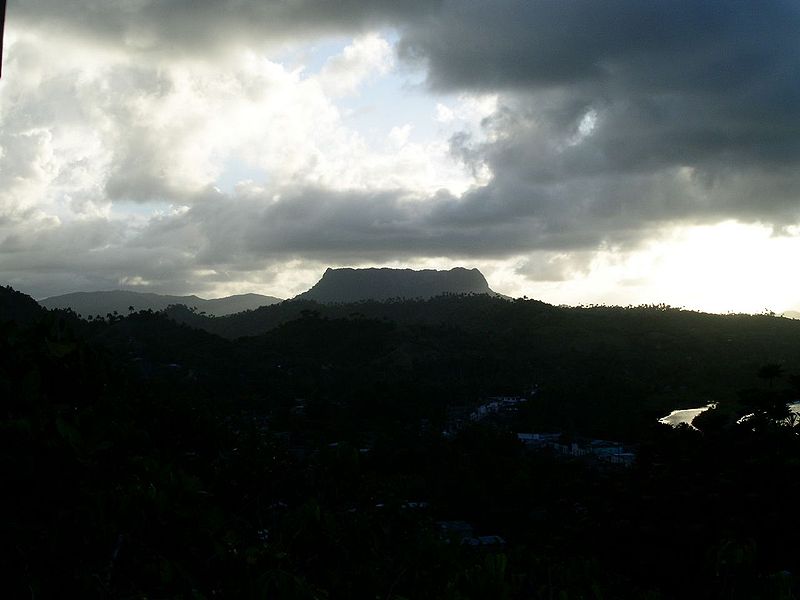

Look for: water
[658,404,715,429]
[660,401,800,428]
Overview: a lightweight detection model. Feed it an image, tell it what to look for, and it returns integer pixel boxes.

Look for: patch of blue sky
[216,159,269,193]
[274,29,453,148]
[272,34,353,75]
[336,68,450,148]
[273,27,402,74]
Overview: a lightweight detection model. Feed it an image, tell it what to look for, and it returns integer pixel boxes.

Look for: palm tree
[758,363,784,389]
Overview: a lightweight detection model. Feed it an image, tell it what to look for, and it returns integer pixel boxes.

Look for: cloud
[400,1,800,94]
[318,33,393,97]
[1,28,447,210]
[515,252,592,283]
[10,0,438,57]
[2,0,800,305]
[138,183,639,270]
[393,1,800,245]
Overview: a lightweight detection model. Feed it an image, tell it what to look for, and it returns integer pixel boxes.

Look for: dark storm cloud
[11,0,440,54]
[399,1,799,94]
[396,0,800,237]
[0,212,234,299]
[182,187,480,262]
[164,185,660,267]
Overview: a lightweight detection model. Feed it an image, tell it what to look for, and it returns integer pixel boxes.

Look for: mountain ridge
[40,289,282,317]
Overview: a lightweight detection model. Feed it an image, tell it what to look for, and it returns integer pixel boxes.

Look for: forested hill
[40,289,282,317]
[164,294,800,427]
[165,294,550,339]
[5,283,800,597]
[1,284,45,324]
[295,267,497,302]
[8,283,800,435]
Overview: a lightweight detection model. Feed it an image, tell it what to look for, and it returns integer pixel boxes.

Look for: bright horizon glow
[166,220,800,316]
[506,221,800,315]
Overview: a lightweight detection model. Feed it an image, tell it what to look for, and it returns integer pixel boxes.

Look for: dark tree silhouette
[758,363,785,388]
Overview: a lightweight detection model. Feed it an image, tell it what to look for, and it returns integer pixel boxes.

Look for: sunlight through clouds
[507,222,800,315]
[1,1,800,312]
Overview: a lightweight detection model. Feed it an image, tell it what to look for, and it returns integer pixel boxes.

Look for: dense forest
[165,294,800,439]
[3,284,800,598]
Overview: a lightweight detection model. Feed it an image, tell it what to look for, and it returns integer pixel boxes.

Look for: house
[462,535,506,548]
[517,432,637,467]
[607,452,636,467]
[587,440,625,456]
[517,432,561,446]
[436,520,474,542]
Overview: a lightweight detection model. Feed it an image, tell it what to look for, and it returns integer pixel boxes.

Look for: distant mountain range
[35,267,498,317]
[295,267,498,303]
[39,290,282,317]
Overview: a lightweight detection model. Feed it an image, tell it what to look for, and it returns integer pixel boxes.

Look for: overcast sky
[2,1,800,313]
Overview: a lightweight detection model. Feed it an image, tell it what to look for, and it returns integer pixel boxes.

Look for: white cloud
[317,33,394,97]
[0,24,481,298]
[435,102,454,123]
[2,26,465,213]
[388,124,411,147]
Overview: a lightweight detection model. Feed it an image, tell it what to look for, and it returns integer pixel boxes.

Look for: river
[658,404,715,429]
[659,401,800,428]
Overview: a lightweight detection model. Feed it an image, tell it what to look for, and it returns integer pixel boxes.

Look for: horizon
[22,265,800,319]
[2,3,800,315]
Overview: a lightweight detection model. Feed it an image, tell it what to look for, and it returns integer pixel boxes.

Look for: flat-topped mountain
[40,290,282,318]
[295,267,497,303]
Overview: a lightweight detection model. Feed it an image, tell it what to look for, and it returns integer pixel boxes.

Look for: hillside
[295,267,497,303]
[6,283,800,598]
[162,294,800,432]
[19,280,800,436]
[40,290,282,317]
[1,285,46,324]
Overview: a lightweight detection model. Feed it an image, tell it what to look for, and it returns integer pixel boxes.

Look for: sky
[1,1,800,314]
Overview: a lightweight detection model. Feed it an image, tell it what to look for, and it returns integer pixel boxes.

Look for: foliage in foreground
[3,285,800,598]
